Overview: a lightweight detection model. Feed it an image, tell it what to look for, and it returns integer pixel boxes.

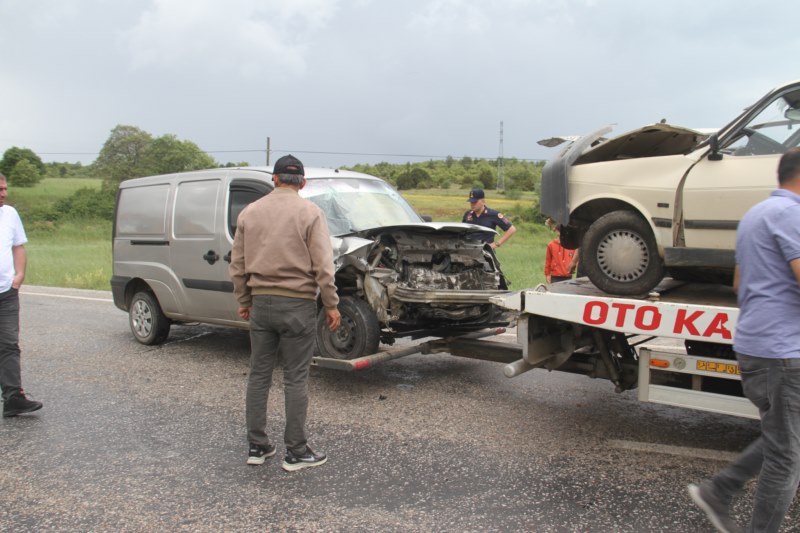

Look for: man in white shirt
[0,174,42,417]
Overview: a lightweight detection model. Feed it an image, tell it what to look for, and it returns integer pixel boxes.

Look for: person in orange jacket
[544,221,577,283]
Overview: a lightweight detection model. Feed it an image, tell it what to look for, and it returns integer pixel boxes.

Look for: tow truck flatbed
[492,277,738,345]
[314,277,755,419]
[491,277,756,419]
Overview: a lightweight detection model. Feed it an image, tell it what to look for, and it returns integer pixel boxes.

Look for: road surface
[0,286,787,532]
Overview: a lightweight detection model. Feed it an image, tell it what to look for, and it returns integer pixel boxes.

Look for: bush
[396,173,416,190]
[1,147,45,177]
[505,198,547,224]
[53,187,116,221]
[9,159,43,187]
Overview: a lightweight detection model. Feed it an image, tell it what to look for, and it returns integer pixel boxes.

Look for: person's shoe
[247,443,277,465]
[3,393,43,418]
[688,482,743,533]
[282,446,327,472]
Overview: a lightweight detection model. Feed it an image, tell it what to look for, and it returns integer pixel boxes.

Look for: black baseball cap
[468,188,485,202]
[272,154,305,176]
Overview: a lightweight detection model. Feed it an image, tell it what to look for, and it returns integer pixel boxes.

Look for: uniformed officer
[461,188,517,249]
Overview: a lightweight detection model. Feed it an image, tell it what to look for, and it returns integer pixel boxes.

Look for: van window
[174,180,220,237]
[117,184,169,236]
[228,181,271,237]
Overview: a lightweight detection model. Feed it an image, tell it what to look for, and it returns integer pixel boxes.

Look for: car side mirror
[708,133,723,161]
[420,215,433,222]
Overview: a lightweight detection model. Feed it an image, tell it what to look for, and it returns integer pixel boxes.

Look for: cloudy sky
[1,0,796,169]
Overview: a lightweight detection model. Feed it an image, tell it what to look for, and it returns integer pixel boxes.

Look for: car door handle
[223,251,231,263]
[203,250,220,265]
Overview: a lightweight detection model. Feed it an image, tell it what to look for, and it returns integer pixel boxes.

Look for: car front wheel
[581,211,665,295]
[315,296,380,360]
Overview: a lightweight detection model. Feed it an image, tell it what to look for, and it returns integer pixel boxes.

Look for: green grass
[13,180,549,291]
[404,188,549,288]
[6,178,110,289]
[11,177,102,215]
[25,221,112,289]
[404,188,538,222]
[495,223,550,289]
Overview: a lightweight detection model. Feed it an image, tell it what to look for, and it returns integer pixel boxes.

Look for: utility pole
[266,137,271,166]
[496,121,505,190]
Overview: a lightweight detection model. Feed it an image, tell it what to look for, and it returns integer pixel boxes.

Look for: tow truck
[313,277,757,420]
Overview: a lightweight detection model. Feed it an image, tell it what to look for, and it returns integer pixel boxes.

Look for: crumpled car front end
[303,173,514,359]
[333,223,513,338]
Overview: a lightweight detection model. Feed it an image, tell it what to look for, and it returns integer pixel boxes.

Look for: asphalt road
[0,286,794,532]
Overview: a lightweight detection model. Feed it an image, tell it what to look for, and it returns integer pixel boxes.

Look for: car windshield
[301,177,422,235]
[723,88,800,156]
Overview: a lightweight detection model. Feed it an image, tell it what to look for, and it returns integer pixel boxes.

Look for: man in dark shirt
[461,188,516,249]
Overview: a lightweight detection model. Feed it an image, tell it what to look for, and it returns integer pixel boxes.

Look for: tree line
[2,124,545,222]
[350,156,544,192]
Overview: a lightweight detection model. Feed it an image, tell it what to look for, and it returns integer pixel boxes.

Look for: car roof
[249,166,384,181]
[118,166,385,188]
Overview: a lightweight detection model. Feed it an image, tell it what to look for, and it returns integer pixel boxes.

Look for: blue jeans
[711,353,800,533]
[245,295,317,455]
[0,287,22,401]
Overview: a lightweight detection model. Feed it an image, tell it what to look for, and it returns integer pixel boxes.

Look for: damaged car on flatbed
[112,167,513,359]
[540,79,800,296]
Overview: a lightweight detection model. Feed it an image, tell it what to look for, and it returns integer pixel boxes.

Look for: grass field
[404,188,550,289]
[15,180,551,290]
[12,177,102,214]
[26,221,112,289]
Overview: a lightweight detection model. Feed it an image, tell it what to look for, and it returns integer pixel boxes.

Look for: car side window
[228,181,271,238]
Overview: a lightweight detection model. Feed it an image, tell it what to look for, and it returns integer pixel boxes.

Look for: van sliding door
[169,177,241,324]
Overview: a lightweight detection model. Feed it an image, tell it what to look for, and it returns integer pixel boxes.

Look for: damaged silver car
[112,167,512,359]
[540,80,800,295]
[303,175,512,358]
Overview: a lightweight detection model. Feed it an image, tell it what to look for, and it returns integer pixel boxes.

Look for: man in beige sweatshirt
[230,154,341,472]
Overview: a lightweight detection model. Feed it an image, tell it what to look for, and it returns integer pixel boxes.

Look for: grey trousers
[0,287,22,402]
[246,295,316,455]
[711,353,800,533]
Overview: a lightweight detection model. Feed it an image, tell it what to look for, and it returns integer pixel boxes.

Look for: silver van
[112,166,512,359]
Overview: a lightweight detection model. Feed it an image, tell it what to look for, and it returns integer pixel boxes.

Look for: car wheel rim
[596,229,649,281]
[131,299,153,338]
[329,313,356,354]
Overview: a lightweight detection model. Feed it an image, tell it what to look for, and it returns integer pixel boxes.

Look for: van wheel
[316,296,379,360]
[582,211,665,295]
[129,291,171,345]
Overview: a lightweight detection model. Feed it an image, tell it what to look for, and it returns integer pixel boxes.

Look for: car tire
[129,291,171,345]
[316,295,380,360]
[581,211,665,295]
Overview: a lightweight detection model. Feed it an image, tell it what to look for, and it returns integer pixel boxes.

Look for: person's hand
[490,242,498,249]
[238,306,251,320]
[11,274,23,289]
[326,308,341,331]
[546,276,551,284]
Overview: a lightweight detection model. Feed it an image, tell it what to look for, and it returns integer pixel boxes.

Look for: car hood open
[330,222,496,262]
[573,123,713,165]
[355,222,496,239]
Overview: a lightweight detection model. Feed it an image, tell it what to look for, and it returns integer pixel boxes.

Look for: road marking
[20,291,113,303]
[607,439,738,462]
